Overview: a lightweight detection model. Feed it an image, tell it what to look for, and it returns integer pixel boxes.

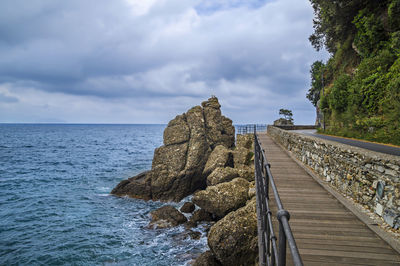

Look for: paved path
[295,130,400,156]
[257,132,400,265]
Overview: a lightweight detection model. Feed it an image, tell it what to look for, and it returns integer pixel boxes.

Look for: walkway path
[257,132,400,265]
[295,129,400,156]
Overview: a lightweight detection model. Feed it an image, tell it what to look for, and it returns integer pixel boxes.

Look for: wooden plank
[257,132,400,265]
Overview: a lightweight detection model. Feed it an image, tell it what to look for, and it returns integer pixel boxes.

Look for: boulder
[180,202,196,213]
[236,134,254,150]
[207,198,258,266]
[236,165,255,182]
[188,209,214,227]
[206,167,239,186]
[193,251,221,266]
[148,205,187,229]
[110,171,152,200]
[192,178,250,219]
[203,145,234,178]
[111,97,235,202]
[233,147,253,167]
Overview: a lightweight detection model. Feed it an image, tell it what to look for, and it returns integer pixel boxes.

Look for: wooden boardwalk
[257,132,400,266]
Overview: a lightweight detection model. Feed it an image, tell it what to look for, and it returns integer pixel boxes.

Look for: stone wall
[268,125,400,229]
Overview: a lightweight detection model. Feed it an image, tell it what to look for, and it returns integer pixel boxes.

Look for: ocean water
[0,124,207,265]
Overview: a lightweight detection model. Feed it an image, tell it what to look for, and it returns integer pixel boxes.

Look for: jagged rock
[110,171,152,200]
[202,98,235,149]
[236,165,254,182]
[163,114,190,145]
[193,251,221,266]
[236,134,254,150]
[148,205,187,229]
[233,147,253,167]
[203,145,234,178]
[192,178,250,219]
[208,198,258,266]
[187,209,214,227]
[111,97,235,202]
[206,167,239,186]
[180,202,196,213]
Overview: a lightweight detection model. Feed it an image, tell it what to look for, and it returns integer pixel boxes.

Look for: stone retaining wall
[267,125,400,229]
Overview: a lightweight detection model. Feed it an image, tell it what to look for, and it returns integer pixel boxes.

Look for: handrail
[254,125,303,266]
[236,124,266,135]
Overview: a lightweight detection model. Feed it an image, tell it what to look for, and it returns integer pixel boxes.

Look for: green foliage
[309,0,400,145]
[353,9,387,57]
[328,74,350,112]
[307,61,325,106]
[388,0,400,30]
[279,109,293,121]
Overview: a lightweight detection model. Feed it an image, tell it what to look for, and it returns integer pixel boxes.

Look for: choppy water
[0,124,207,265]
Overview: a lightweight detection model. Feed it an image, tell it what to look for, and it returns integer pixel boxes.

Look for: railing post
[277,210,290,266]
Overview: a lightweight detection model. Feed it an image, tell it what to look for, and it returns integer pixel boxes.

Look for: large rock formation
[111,97,235,202]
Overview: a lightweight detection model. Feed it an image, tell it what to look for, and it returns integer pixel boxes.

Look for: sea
[0,124,208,265]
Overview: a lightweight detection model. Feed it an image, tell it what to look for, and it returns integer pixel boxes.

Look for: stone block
[375,203,383,216]
[383,208,400,229]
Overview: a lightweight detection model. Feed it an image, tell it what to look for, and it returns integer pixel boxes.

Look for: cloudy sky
[0,0,328,124]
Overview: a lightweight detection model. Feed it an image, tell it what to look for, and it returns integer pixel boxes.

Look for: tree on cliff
[307,0,400,145]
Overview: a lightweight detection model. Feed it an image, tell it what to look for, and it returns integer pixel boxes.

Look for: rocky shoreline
[111,97,258,265]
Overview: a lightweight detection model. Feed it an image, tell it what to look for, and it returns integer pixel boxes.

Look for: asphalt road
[295,130,400,157]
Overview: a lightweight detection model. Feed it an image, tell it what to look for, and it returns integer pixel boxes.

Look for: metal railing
[254,126,303,266]
[236,124,267,135]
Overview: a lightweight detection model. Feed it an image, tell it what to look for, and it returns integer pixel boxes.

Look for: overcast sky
[0,0,328,124]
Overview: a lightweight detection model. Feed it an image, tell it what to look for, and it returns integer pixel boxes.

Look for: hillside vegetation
[307,0,400,145]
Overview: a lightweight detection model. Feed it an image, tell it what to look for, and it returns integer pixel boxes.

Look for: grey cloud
[0,0,328,124]
[0,92,18,103]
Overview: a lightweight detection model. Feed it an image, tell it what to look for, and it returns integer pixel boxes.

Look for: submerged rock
[149,205,187,229]
[180,202,196,213]
[192,178,250,219]
[207,198,258,265]
[111,96,235,202]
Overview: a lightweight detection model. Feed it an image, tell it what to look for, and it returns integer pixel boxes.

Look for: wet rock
[193,251,221,266]
[208,198,258,265]
[180,202,196,213]
[206,167,239,186]
[187,230,202,240]
[111,97,235,202]
[110,171,152,200]
[192,178,250,219]
[203,145,234,178]
[187,209,214,227]
[149,205,187,229]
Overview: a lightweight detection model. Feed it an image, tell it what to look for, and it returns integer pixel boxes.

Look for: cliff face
[111,97,235,202]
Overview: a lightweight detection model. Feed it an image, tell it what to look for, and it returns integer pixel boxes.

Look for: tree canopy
[308,0,400,145]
